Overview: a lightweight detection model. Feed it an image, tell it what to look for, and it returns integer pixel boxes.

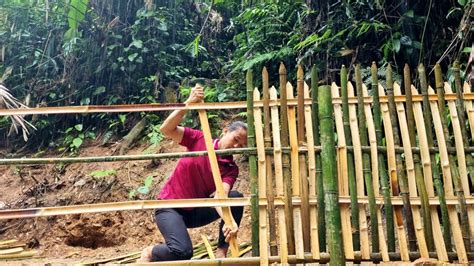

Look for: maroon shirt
[159,127,238,201]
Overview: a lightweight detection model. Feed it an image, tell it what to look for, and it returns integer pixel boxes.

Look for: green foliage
[89,169,117,179]
[60,124,96,154]
[129,175,154,199]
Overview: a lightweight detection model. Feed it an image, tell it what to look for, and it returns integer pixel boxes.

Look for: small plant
[129,175,154,199]
[143,124,164,154]
[60,124,96,154]
[89,169,117,179]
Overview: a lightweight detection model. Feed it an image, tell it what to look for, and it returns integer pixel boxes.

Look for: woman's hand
[185,84,204,104]
[222,221,239,243]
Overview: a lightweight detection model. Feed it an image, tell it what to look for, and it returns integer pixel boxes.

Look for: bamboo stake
[201,235,216,259]
[411,86,449,262]
[379,83,410,261]
[197,96,239,257]
[270,86,289,264]
[418,64,451,250]
[311,65,325,252]
[262,67,278,256]
[287,82,304,259]
[464,82,474,141]
[297,66,311,252]
[355,64,379,253]
[403,65,433,252]
[246,70,259,256]
[341,65,360,251]
[304,82,320,260]
[348,81,370,259]
[428,84,468,263]
[319,84,345,265]
[394,82,429,258]
[331,82,354,260]
[279,63,295,255]
[361,82,389,262]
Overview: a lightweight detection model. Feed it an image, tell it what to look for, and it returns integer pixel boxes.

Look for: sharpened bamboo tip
[386,64,393,87]
[434,64,443,89]
[371,62,378,84]
[279,62,286,74]
[262,66,268,76]
[297,65,303,79]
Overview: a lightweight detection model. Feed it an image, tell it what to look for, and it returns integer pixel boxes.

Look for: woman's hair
[228,121,247,132]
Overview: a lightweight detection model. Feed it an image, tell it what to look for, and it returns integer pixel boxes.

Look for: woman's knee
[228,190,243,198]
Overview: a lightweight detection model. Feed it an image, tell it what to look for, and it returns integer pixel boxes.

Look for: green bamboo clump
[341,65,360,250]
[370,62,395,251]
[386,64,417,251]
[319,85,345,265]
[355,64,379,252]
[404,64,433,251]
[418,64,451,250]
[434,64,470,251]
[279,63,295,254]
[311,65,326,251]
[246,69,259,256]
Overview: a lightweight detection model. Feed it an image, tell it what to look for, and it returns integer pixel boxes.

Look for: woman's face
[218,127,247,149]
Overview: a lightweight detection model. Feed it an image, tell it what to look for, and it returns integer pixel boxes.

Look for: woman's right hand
[185,84,204,104]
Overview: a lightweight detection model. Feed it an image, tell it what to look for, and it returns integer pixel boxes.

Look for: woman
[140,84,248,261]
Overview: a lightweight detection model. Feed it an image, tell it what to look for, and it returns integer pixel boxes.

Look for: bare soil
[0,139,251,263]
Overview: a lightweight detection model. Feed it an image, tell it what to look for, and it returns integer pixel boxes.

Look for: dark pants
[151,191,244,261]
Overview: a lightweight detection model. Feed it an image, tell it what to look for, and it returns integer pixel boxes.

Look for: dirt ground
[0,139,251,263]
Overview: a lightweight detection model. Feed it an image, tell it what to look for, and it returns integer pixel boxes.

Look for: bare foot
[138,246,154,262]
[215,247,228,258]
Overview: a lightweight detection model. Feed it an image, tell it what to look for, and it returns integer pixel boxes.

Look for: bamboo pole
[253,88,268,266]
[201,235,216,259]
[319,84,345,265]
[331,82,355,260]
[464,82,474,142]
[371,62,395,253]
[311,65,325,252]
[411,86,449,262]
[262,67,278,256]
[270,86,289,264]
[279,63,295,255]
[355,64,379,253]
[418,64,451,250]
[246,70,259,256]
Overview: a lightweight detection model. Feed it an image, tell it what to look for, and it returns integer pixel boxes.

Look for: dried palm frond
[0,85,36,141]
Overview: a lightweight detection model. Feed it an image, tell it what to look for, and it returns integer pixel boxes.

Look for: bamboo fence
[1,62,474,264]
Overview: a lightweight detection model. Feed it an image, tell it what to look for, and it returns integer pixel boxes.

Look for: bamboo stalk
[311,65,325,252]
[0,250,37,260]
[279,63,295,255]
[418,64,451,250]
[319,84,345,265]
[355,64,379,253]
[371,62,395,253]
[262,67,278,256]
[201,235,215,259]
[246,70,259,256]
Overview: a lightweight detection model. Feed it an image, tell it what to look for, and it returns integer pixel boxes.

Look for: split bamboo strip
[270,86,289,264]
[303,82,320,260]
[428,85,468,263]
[201,235,215,259]
[0,250,37,260]
[403,65,433,252]
[246,70,259,256]
[347,81,370,259]
[262,67,278,256]
[311,65,325,252]
[379,84,409,261]
[411,86,448,262]
[197,101,239,257]
[0,247,24,255]
[331,82,354,260]
[355,64,379,252]
[445,82,474,240]
[297,66,311,252]
[341,65,360,251]
[287,82,304,259]
[279,63,295,255]
[361,82,389,262]
[418,64,451,250]
[253,88,269,266]
[393,82,429,258]
[319,85,345,265]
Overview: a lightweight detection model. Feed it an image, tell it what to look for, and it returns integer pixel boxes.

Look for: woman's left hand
[223,221,239,243]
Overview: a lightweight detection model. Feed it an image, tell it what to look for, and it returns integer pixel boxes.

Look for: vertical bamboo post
[262,67,278,256]
[279,63,295,255]
[311,66,325,252]
[386,64,417,251]
[355,64,379,252]
[418,64,451,250]
[371,62,395,252]
[246,70,259,256]
[341,65,360,251]
[297,65,311,252]
[403,64,433,251]
[319,85,345,265]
